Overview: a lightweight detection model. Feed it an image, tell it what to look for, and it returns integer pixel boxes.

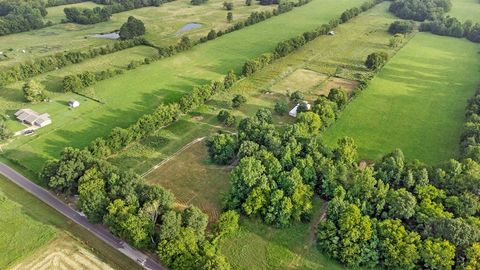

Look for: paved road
[0,163,167,270]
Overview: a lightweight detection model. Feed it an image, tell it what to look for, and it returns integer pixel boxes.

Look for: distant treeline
[63,0,170,24]
[420,16,480,43]
[44,0,88,7]
[461,88,480,161]
[389,0,452,21]
[0,37,149,86]
[0,0,49,36]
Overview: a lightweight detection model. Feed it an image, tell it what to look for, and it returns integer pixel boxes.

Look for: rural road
[0,163,167,270]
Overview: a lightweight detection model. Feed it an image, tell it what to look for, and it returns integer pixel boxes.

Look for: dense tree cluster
[388,20,415,34]
[420,17,480,43]
[461,88,480,161]
[0,37,148,86]
[0,0,48,36]
[22,80,47,103]
[41,147,237,269]
[92,0,165,13]
[119,16,145,39]
[63,6,111,24]
[316,145,480,269]
[217,110,236,127]
[0,120,12,141]
[44,0,88,7]
[365,52,388,71]
[389,0,452,21]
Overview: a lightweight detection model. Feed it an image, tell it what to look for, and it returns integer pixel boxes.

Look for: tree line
[63,0,169,24]
[41,147,239,269]
[420,16,480,43]
[0,37,148,86]
[388,0,452,21]
[0,0,49,36]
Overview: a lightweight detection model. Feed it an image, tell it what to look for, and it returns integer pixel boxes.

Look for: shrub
[232,95,247,108]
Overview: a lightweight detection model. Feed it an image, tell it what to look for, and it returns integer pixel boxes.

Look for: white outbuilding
[289,102,311,118]
[68,100,80,108]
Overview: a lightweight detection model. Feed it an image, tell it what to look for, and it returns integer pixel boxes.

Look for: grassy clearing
[218,199,351,270]
[45,1,104,24]
[144,141,231,221]
[1,0,365,172]
[0,0,273,69]
[448,0,480,22]
[0,186,56,269]
[323,33,480,164]
[0,175,141,270]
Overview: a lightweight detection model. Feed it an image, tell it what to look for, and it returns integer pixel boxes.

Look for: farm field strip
[323,33,480,164]
[2,0,365,173]
[0,0,274,69]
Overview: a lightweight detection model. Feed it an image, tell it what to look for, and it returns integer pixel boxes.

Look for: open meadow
[0,0,273,69]
[1,0,365,174]
[323,33,480,164]
[449,0,480,22]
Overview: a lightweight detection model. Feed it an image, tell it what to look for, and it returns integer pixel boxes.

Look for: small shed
[69,100,80,108]
[289,102,311,118]
[328,31,335,35]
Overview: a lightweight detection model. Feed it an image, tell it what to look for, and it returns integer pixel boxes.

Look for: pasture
[1,0,365,173]
[323,33,480,164]
[449,0,480,22]
[0,0,273,69]
[218,200,351,270]
[0,184,56,269]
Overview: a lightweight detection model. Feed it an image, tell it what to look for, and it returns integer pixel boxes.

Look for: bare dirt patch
[11,234,113,270]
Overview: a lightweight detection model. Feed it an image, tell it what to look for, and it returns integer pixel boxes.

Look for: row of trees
[420,16,480,43]
[388,0,452,21]
[0,37,148,86]
[63,6,111,24]
[0,0,49,36]
[62,69,123,93]
[41,147,239,269]
[461,88,480,162]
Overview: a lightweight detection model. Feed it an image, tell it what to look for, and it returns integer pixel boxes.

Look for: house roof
[15,109,51,125]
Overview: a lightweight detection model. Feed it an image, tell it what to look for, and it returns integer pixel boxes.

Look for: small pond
[176,23,202,35]
[92,31,120,39]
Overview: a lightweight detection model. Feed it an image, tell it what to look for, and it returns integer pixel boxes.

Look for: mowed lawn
[2,0,364,173]
[0,0,273,69]
[448,0,480,22]
[323,33,480,164]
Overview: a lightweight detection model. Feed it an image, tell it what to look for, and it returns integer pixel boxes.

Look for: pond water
[92,31,120,39]
[176,23,202,35]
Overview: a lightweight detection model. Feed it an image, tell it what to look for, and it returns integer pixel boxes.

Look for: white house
[69,100,80,108]
[289,102,311,118]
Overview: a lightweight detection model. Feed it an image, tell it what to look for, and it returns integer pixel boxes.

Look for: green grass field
[323,33,480,164]
[1,0,365,173]
[449,0,480,22]
[0,0,273,69]
[0,183,56,269]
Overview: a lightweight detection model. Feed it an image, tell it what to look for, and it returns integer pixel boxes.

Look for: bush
[388,20,415,34]
[23,80,47,103]
[290,90,304,103]
[223,1,233,10]
[232,95,247,108]
[119,16,145,40]
[274,101,289,115]
[217,110,236,127]
[365,52,388,71]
